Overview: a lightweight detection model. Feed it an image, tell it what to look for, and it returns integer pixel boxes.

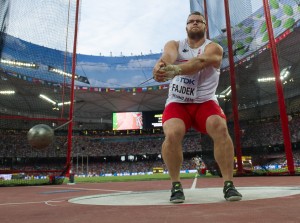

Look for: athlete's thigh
[162,102,192,132]
[193,100,226,134]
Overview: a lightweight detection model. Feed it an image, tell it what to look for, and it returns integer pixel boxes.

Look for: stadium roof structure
[1,4,300,129]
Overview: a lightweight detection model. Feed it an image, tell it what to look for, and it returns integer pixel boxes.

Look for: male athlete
[153,11,242,203]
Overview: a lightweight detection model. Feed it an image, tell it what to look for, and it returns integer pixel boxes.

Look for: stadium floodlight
[0,90,15,94]
[258,77,275,82]
[39,94,56,105]
[48,66,77,79]
[39,94,72,108]
[57,101,71,106]
[0,58,38,68]
[48,66,90,84]
[280,66,291,79]
[226,89,232,96]
[217,86,231,98]
[258,66,291,83]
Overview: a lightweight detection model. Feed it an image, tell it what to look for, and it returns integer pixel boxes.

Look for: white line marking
[0,195,84,206]
[0,189,132,207]
[36,186,132,193]
[0,201,44,206]
[44,200,64,206]
[190,173,198,190]
[1,199,68,207]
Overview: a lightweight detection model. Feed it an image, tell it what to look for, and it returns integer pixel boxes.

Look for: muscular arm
[153,40,179,82]
[160,40,179,64]
[178,43,223,75]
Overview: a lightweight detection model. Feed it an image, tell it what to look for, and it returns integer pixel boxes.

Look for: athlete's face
[186,14,206,40]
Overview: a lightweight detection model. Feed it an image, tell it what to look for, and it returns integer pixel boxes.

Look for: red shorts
[162,101,226,134]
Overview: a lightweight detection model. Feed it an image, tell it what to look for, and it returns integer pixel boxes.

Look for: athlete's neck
[187,38,206,49]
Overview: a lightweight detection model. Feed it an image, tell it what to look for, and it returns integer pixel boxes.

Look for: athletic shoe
[170,182,185,203]
[223,181,242,201]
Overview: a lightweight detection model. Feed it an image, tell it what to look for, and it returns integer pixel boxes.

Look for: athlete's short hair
[188,11,205,18]
[187,11,206,24]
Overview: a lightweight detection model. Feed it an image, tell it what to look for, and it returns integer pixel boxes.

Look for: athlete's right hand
[153,59,167,82]
[153,60,181,82]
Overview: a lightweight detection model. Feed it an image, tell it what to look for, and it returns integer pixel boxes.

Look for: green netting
[191,0,300,175]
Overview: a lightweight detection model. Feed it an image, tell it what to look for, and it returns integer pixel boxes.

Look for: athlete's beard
[187,29,205,40]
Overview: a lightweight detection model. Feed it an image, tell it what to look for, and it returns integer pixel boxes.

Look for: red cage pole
[66,0,81,176]
[223,0,243,174]
[262,0,294,174]
[203,0,209,39]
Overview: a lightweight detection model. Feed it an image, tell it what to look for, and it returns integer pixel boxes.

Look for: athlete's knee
[162,135,183,155]
[207,116,229,138]
[164,128,185,143]
[163,119,185,142]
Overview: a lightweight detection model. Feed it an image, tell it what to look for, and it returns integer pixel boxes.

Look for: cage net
[196,0,300,176]
[0,0,78,186]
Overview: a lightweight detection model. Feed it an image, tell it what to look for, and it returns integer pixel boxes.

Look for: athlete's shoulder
[165,40,180,46]
[206,39,223,50]
[205,40,223,54]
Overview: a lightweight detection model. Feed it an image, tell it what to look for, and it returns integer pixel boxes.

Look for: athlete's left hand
[160,65,182,80]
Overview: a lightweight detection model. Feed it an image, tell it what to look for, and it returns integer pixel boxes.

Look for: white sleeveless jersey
[165,38,221,106]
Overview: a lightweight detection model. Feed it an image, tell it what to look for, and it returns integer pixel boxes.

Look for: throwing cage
[1,0,300,186]
[0,0,80,186]
[192,0,300,176]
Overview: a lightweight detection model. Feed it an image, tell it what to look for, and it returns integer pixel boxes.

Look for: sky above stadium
[77,0,263,56]
[77,0,190,56]
[5,0,263,57]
